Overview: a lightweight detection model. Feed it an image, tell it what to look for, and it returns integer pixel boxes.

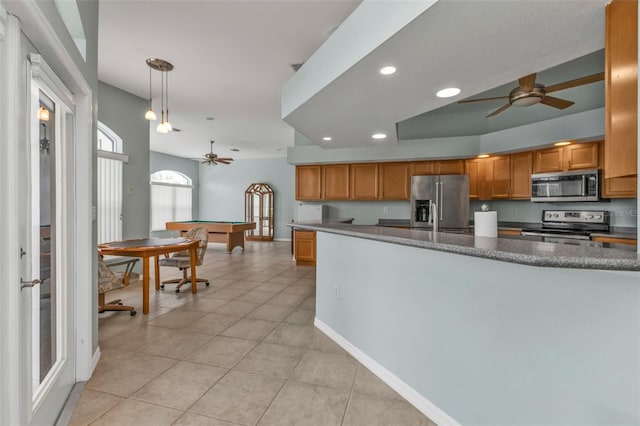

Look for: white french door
[19,55,76,426]
[0,4,94,425]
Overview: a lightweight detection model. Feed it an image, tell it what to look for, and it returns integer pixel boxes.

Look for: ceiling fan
[201,140,234,165]
[458,72,604,118]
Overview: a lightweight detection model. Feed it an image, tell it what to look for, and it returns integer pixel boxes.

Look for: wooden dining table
[98,237,200,315]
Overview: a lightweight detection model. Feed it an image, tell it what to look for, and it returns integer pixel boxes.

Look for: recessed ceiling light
[436,87,461,98]
[379,66,396,75]
[477,154,490,158]
[372,133,387,140]
[554,141,572,146]
[322,136,332,141]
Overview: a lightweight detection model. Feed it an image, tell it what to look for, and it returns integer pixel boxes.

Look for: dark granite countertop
[291,218,354,226]
[376,219,637,240]
[289,223,640,271]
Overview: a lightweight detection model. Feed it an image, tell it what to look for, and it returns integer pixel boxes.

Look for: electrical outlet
[383,206,389,213]
[333,285,340,299]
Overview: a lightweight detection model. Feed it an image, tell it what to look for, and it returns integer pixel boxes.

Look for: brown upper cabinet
[605,0,638,179]
[350,163,379,200]
[509,152,533,199]
[409,159,464,175]
[488,156,511,199]
[322,164,350,200]
[465,158,490,200]
[469,152,532,200]
[596,141,636,198]
[379,162,410,200]
[295,165,321,200]
[532,143,599,173]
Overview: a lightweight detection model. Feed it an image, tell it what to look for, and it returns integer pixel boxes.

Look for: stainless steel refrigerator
[410,175,469,229]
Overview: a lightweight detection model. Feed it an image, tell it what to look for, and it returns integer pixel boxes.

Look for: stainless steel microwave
[531,169,601,202]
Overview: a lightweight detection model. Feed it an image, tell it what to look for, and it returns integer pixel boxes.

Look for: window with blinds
[150,170,192,231]
[97,123,128,243]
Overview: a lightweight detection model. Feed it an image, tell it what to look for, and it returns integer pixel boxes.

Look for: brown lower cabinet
[591,236,637,246]
[294,230,316,266]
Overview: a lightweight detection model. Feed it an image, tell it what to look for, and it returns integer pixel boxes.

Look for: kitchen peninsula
[293,223,640,425]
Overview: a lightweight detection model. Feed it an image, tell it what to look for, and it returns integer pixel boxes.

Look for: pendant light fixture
[145,58,174,133]
[144,65,156,120]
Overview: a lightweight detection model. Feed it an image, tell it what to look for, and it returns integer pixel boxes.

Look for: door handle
[21,278,41,290]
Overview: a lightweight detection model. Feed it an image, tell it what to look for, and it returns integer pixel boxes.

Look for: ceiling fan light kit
[145,58,174,132]
[458,71,604,118]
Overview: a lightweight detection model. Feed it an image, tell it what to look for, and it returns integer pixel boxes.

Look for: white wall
[98,81,150,239]
[199,157,295,240]
[316,232,640,425]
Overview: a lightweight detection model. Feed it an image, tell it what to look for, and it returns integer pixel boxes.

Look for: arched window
[97,122,128,243]
[150,170,193,231]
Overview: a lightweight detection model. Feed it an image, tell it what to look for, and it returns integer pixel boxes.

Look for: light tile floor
[71,241,435,426]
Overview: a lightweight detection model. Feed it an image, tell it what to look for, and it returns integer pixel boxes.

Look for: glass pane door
[22,77,75,426]
[35,91,56,386]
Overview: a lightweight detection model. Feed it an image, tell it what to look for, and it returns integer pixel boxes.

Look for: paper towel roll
[474,211,498,238]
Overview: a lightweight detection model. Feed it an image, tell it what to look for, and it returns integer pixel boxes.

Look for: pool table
[166,221,256,253]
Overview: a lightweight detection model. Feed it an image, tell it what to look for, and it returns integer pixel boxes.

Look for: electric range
[520,210,610,245]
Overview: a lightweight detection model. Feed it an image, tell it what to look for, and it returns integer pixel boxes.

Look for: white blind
[97,157,122,243]
[151,184,192,231]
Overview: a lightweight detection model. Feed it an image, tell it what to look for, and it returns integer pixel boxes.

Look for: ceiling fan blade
[216,157,234,161]
[216,160,231,165]
[518,73,537,92]
[457,96,509,104]
[544,72,605,93]
[486,103,511,118]
[540,96,574,109]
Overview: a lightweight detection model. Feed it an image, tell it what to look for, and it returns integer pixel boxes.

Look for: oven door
[520,231,604,247]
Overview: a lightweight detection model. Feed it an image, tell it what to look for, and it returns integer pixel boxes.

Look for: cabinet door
[566,143,599,170]
[603,175,637,198]
[322,164,350,200]
[435,159,464,175]
[295,166,321,200]
[591,236,637,246]
[350,163,379,199]
[379,162,409,200]
[408,161,434,175]
[490,156,511,198]
[533,147,564,173]
[510,152,532,199]
[465,159,490,200]
[294,230,316,266]
[605,0,638,179]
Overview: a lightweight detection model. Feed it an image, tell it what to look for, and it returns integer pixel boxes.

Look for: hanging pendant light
[163,69,172,131]
[156,69,168,133]
[145,58,174,133]
[144,65,156,120]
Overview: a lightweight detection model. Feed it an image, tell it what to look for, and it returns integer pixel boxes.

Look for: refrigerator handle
[439,182,444,222]
[434,182,439,224]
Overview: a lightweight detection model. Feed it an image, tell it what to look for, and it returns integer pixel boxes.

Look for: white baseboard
[314,318,460,426]
[91,347,101,375]
[273,238,291,242]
